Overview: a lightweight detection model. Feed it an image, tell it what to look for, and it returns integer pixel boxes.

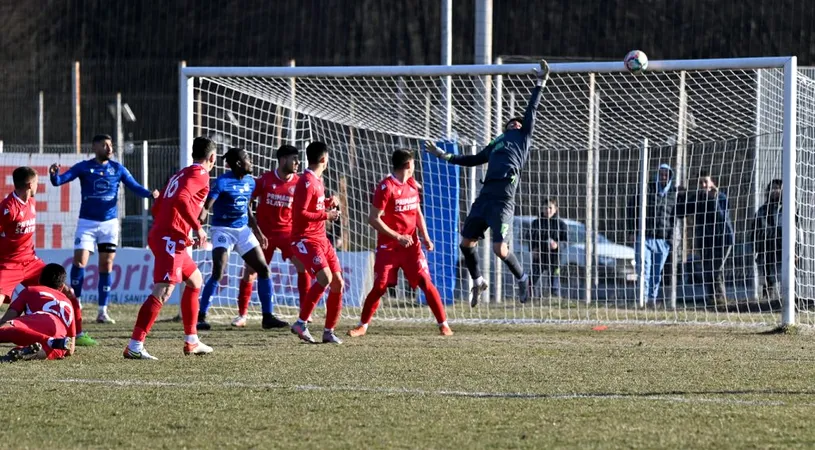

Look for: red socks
[0,325,50,347]
[131,295,163,341]
[360,284,388,325]
[237,279,252,317]
[297,271,312,305]
[324,290,343,330]
[419,276,447,324]
[299,282,326,322]
[181,287,201,335]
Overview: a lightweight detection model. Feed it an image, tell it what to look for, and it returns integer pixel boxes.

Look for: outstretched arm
[50,162,82,186]
[522,60,549,135]
[424,140,493,167]
[120,165,154,198]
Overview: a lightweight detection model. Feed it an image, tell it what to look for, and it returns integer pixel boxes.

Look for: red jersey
[291,169,329,241]
[254,170,299,234]
[151,164,210,241]
[10,286,76,337]
[0,192,37,264]
[372,175,421,247]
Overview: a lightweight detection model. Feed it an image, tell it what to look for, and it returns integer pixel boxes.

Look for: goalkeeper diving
[425,59,549,306]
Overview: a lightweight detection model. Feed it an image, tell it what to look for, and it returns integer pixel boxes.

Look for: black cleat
[197,321,212,331]
[262,314,290,329]
[1,342,43,363]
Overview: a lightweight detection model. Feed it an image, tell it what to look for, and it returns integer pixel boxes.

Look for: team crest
[397,190,402,196]
[381,184,386,190]
[305,182,310,188]
[108,168,115,175]
[272,184,276,189]
[75,237,81,245]
[218,235,227,243]
[288,187,295,194]
[312,256,322,265]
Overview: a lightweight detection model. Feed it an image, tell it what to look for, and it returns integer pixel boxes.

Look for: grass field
[3,305,815,449]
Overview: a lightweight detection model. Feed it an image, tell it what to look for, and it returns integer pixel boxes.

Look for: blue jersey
[209,172,255,228]
[50,159,152,222]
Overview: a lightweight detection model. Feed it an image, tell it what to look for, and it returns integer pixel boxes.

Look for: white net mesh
[190,62,813,326]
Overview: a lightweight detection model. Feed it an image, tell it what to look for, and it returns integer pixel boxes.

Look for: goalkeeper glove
[534,59,550,86]
[424,140,452,161]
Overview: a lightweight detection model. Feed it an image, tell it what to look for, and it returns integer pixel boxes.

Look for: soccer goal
[180,56,813,327]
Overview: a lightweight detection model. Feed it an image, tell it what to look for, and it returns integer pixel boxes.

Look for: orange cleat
[439,324,454,336]
[346,325,367,337]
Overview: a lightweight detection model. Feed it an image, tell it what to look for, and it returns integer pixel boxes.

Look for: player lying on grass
[289,142,344,344]
[347,149,452,337]
[0,166,94,346]
[231,144,311,327]
[0,263,78,362]
[425,59,549,307]
[196,147,288,330]
[50,134,158,325]
[124,136,217,360]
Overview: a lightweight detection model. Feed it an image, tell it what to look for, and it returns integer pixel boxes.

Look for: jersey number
[164,173,185,199]
[42,298,74,328]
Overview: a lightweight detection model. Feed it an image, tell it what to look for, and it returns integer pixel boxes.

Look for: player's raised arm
[49,161,82,186]
[119,165,155,198]
[424,140,493,167]
[521,60,549,135]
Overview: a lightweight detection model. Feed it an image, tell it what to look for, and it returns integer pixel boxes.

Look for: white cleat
[96,312,116,324]
[183,341,214,356]
[123,347,158,360]
[231,315,248,327]
[322,330,343,344]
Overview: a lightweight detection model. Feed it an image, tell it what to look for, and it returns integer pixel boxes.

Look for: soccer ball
[624,50,648,75]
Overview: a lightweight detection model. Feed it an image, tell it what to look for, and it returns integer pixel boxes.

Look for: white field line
[17,377,807,407]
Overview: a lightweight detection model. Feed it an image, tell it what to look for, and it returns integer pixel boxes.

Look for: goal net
[184,58,812,327]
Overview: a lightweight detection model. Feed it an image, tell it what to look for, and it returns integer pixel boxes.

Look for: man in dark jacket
[528,198,568,298]
[681,170,735,304]
[627,164,683,305]
[752,179,783,299]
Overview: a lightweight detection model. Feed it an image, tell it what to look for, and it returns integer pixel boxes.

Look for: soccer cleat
[75,332,98,347]
[231,315,248,327]
[123,346,158,360]
[183,341,213,356]
[1,343,43,363]
[96,312,116,324]
[291,321,316,343]
[262,314,289,329]
[469,280,489,307]
[197,321,212,331]
[439,324,454,336]
[346,325,367,337]
[518,276,532,304]
[322,330,343,344]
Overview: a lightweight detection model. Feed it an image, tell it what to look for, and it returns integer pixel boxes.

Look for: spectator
[680,170,735,305]
[527,198,568,298]
[752,179,783,300]
[627,164,684,306]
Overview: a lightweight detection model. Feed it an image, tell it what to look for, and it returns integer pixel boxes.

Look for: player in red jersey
[347,149,452,337]
[231,144,311,327]
[0,167,93,346]
[0,263,78,362]
[289,142,344,344]
[124,136,217,360]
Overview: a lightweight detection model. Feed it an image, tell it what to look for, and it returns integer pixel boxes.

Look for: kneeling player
[232,145,309,327]
[0,263,78,362]
[347,149,452,337]
[124,136,217,360]
[197,147,288,330]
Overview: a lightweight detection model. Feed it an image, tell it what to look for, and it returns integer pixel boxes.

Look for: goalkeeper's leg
[460,203,490,307]
[488,207,531,304]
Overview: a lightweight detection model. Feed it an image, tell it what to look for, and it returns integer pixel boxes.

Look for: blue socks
[98,272,112,307]
[258,276,274,315]
[70,265,85,298]
[199,277,219,316]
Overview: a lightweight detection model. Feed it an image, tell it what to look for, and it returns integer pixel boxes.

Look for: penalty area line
[15,377,796,407]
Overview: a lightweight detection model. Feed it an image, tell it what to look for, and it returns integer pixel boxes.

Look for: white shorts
[211,225,260,256]
[74,218,120,252]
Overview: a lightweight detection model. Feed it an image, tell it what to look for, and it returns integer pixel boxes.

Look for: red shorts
[6,313,69,360]
[291,238,341,275]
[0,258,46,300]
[263,232,293,263]
[374,244,430,289]
[148,234,198,284]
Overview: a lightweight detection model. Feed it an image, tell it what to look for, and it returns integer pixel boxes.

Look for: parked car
[510,216,637,286]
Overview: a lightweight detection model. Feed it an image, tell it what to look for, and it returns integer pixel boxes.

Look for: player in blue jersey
[197,147,289,330]
[49,134,159,327]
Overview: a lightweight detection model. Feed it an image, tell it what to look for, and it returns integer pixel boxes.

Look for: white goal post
[179,56,811,328]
